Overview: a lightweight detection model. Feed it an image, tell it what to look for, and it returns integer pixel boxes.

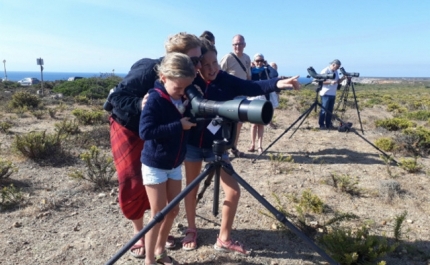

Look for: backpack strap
[230,52,247,73]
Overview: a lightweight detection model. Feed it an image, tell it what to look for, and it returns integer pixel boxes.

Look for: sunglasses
[255,59,264,63]
[190,55,203,66]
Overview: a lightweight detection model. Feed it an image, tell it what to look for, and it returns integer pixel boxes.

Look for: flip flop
[129,243,145,259]
[248,146,256,152]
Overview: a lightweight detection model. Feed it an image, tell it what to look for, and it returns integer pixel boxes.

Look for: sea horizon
[2,71,429,83]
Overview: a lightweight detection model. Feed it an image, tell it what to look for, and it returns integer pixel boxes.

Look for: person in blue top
[139,52,196,265]
[181,38,300,254]
[248,53,279,154]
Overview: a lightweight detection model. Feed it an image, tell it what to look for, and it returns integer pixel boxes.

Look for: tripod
[334,74,364,134]
[105,118,339,265]
[252,79,397,165]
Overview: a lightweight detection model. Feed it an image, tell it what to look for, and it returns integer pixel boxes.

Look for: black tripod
[105,118,339,265]
[252,78,397,165]
[333,67,364,134]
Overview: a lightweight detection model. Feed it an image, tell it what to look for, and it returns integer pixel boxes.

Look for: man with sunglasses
[219,34,252,157]
[106,32,202,260]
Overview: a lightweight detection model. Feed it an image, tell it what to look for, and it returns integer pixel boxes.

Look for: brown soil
[0,92,429,265]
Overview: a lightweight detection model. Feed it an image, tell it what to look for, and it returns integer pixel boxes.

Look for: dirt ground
[0,89,429,265]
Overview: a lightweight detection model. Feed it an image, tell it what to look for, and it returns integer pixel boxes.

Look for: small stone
[98,193,107,198]
[13,222,22,228]
[309,221,319,227]
[110,201,116,205]
[176,223,183,229]
[271,223,278,230]
[70,212,78,216]
[381,220,387,225]
[407,219,413,224]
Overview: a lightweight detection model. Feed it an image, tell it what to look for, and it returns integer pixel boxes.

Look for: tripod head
[306,66,335,93]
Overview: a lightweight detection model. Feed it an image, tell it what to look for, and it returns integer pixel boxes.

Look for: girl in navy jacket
[139,52,196,265]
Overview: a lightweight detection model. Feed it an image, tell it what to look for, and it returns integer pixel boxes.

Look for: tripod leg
[105,163,216,265]
[252,102,317,163]
[289,102,314,139]
[220,162,339,265]
[350,82,364,134]
[196,170,214,204]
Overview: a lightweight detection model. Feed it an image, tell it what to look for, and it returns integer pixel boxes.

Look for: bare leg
[218,165,240,242]
[257,125,264,150]
[234,122,242,149]
[250,124,257,150]
[144,182,167,265]
[183,160,203,249]
[130,217,145,256]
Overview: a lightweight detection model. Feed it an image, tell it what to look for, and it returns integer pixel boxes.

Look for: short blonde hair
[157,52,195,80]
[165,32,201,54]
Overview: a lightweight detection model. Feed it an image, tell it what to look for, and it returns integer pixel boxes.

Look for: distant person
[200,30,215,45]
[219,34,252,157]
[318,59,346,129]
[139,52,196,265]
[106,32,201,259]
[248,53,279,153]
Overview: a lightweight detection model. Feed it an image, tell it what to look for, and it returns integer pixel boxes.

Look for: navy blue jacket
[139,81,191,170]
[188,70,280,149]
[109,57,163,132]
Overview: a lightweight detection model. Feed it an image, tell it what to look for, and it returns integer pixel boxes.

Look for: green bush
[402,126,430,155]
[0,121,13,133]
[54,119,81,135]
[12,131,63,159]
[318,225,397,265]
[375,118,415,131]
[399,158,422,173]
[69,146,116,189]
[8,91,41,109]
[298,189,324,214]
[52,75,121,99]
[375,137,396,152]
[402,110,430,121]
[1,184,23,211]
[72,108,106,125]
[0,159,17,180]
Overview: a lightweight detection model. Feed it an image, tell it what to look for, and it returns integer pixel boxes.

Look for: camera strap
[230,52,248,75]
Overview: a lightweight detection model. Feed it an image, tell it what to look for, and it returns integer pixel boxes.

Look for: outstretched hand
[181,117,196,130]
[276,75,301,91]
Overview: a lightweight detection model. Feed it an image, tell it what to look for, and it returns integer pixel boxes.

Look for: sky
[1,0,429,78]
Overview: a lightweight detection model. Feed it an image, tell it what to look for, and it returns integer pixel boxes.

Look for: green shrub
[54,119,81,136]
[72,108,106,125]
[374,137,396,152]
[386,103,406,113]
[318,225,397,265]
[12,131,63,159]
[402,110,430,121]
[330,174,361,196]
[394,211,407,241]
[399,157,422,173]
[0,159,17,180]
[375,118,415,131]
[69,146,116,189]
[52,75,121,99]
[1,184,23,211]
[8,91,41,109]
[0,121,13,133]
[401,126,430,155]
[48,108,57,118]
[298,189,324,214]
[31,109,46,119]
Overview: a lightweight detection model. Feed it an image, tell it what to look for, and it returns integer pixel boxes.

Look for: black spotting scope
[185,85,273,125]
[339,67,360,77]
[307,67,335,80]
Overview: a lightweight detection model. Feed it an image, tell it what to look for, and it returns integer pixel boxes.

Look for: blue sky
[1,0,429,77]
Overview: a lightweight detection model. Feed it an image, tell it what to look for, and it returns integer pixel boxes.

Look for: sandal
[231,148,244,158]
[181,228,197,251]
[248,145,255,152]
[129,243,145,259]
[165,235,176,249]
[214,236,251,255]
[155,250,178,265]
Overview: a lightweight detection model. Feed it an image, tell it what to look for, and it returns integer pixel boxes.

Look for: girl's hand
[276,75,301,90]
[181,117,196,130]
[141,93,150,110]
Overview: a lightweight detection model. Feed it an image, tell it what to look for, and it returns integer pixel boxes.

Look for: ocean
[3,71,313,84]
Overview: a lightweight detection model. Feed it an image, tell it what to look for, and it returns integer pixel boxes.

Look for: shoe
[214,236,251,255]
[165,235,176,249]
[248,145,256,152]
[181,228,197,251]
[129,243,145,259]
[155,250,178,265]
[231,148,244,158]
[319,126,327,130]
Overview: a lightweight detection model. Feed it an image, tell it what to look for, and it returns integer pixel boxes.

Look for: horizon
[1,1,429,78]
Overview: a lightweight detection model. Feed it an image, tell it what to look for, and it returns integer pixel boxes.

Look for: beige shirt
[219,53,251,80]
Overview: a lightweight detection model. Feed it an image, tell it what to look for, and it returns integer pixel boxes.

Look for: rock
[381,220,387,225]
[13,222,22,228]
[407,219,413,224]
[98,193,107,198]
